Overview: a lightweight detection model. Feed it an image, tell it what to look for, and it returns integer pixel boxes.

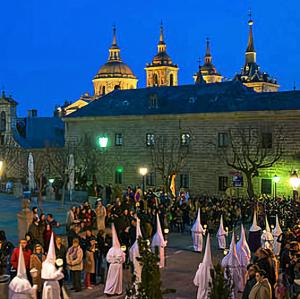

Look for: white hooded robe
[104,223,126,295]
[41,233,64,299]
[261,216,274,250]
[221,232,243,299]
[151,214,167,268]
[193,233,213,299]
[129,217,143,283]
[236,224,251,290]
[272,214,283,256]
[9,246,37,299]
[217,215,227,249]
[191,209,205,252]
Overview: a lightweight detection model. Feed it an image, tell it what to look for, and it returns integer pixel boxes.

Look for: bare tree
[150,135,190,195]
[218,127,284,198]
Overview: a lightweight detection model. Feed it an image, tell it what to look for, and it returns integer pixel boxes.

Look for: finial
[248,9,253,26]
[206,37,211,56]
[160,20,164,43]
[112,24,117,45]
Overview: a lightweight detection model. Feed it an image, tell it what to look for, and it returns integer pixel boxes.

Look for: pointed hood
[265,216,271,233]
[250,210,261,232]
[237,224,251,264]
[221,232,240,268]
[203,233,213,267]
[191,209,205,234]
[217,215,226,236]
[152,213,166,248]
[272,215,283,237]
[112,223,121,248]
[9,246,32,293]
[45,233,56,264]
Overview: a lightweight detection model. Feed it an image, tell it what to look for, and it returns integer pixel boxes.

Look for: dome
[152,51,173,65]
[94,61,136,79]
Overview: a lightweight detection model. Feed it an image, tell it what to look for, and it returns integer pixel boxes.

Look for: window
[115,171,123,184]
[0,112,6,132]
[180,174,190,188]
[218,132,229,147]
[114,85,120,90]
[261,178,272,195]
[146,172,155,186]
[115,133,123,146]
[102,86,106,95]
[0,135,4,145]
[181,133,191,146]
[218,176,228,191]
[153,74,158,86]
[170,74,174,86]
[262,132,272,149]
[146,133,155,146]
[149,94,158,108]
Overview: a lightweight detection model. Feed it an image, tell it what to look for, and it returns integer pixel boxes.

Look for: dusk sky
[0,0,299,116]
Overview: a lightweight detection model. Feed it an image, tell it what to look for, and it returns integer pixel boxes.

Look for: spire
[204,38,212,65]
[158,21,167,53]
[108,25,122,62]
[245,10,256,64]
[195,60,206,85]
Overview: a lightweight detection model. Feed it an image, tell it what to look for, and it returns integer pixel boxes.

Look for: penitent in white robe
[9,278,37,299]
[217,215,227,249]
[104,248,126,295]
[41,264,64,299]
[191,209,205,252]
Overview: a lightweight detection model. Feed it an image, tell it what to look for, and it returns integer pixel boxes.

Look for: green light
[273,175,280,183]
[116,166,123,173]
[98,136,109,148]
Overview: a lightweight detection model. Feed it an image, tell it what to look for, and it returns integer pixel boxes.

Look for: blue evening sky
[0,0,299,116]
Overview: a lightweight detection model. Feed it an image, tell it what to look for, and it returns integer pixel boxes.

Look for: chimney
[28,109,38,118]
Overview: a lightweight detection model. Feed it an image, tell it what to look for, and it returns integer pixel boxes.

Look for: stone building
[64,81,300,197]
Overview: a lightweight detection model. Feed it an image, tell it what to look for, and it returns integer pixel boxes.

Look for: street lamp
[98,136,109,149]
[97,135,109,188]
[273,175,280,199]
[139,167,148,196]
[290,170,300,200]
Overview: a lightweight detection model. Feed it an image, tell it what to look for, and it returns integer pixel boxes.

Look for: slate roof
[65,81,300,119]
[14,117,64,149]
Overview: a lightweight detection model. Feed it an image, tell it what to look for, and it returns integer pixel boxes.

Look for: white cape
[261,216,274,250]
[191,209,205,252]
[217,215,227,249]
[272,215,283,256]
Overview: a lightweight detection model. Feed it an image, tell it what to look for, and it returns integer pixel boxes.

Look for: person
[96,230,106,284]
[30,244,46,298]
[151,213,167,268]
[272,215,283,257]
[43,224,55,253]
[46,214,60,228]
[242,264,259,299]
[193,234,213,299]
[191,209,205,252]
[0,231,14,274]
[95,200,106,231]
[249,269,272,299]
[84,240,96,289]
[66,238,83,292]
[217,214,227,249]
[28,218,44,247]
[249,210,262,253]
[41,233,64,299]
[9,245,37,299]
[10,239,32,280]
[261,216,274,250]
[104,223,126,296]
[129,217,143,283]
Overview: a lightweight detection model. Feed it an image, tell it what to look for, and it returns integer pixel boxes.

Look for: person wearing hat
[30,244,46,298]
[9,245,38,299]
[248,269,272,299]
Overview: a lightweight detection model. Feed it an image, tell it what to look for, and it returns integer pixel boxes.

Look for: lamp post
[139,167,148,196]
[290,170,300,200]
[273,175,280,199]
[97,135,109,186]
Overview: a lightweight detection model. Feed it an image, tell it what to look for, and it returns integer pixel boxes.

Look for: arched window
[102,86,106,95]
[114,85,120,90]
[170,74,174,86]
[153,74,159,86]
[0,112,6,132]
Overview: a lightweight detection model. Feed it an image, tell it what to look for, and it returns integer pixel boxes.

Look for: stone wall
[65,110,300,197]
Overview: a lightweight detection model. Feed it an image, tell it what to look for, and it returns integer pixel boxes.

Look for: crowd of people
[1,184,300,298]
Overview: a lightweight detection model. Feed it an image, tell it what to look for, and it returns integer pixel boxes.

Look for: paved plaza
[0,194,239,298]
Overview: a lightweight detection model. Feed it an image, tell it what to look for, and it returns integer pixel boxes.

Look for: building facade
[64,82,300,197]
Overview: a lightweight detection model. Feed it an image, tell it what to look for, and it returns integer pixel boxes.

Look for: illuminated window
[146,133,155,146]
[153,74,158,86]
[115,133,123,146]
[181,133,191,146]
[102,86,106,95]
